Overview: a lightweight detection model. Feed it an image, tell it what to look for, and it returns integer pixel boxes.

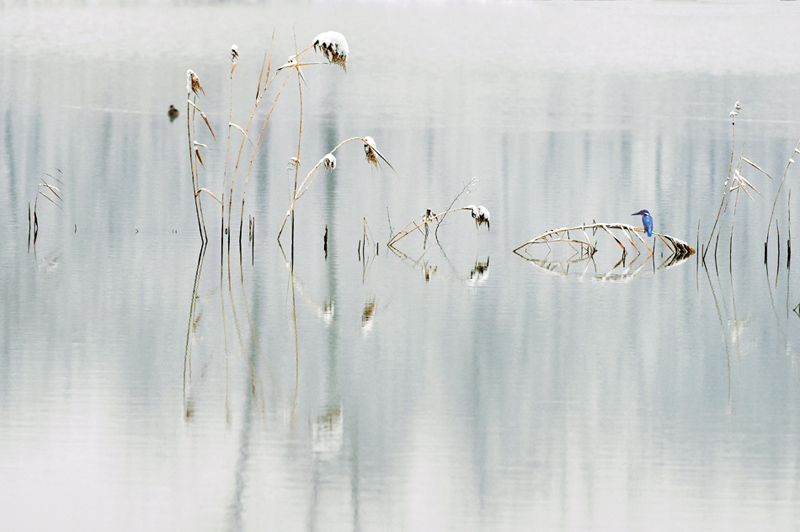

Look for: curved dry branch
[514,223,695,282]
[513,223,695,260]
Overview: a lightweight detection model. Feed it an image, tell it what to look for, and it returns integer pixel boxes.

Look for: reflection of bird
[631,209,653,237]
[168,105,179,121]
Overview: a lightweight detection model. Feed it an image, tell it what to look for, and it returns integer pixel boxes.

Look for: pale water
[2,2,800,531]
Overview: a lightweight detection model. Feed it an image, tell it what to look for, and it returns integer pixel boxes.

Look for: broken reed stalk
[434,177,479,241]
[764,139,800,263]
[362,217,378,258]
[388,205,489,247]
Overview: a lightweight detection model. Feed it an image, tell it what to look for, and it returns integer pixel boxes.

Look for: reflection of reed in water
[28,170,64,248]
[467,257,490,286]
[361,298,376,334]
[182,238,273,424]
[183,244,207,419]
[312,403,343,457]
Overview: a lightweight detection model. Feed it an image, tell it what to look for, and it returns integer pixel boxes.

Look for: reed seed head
[322,153,336,171]
[466,205,491,230]
[729,101,741,122]
[187,69,205,96]
[313,31,349,72]
[363,136,378,167]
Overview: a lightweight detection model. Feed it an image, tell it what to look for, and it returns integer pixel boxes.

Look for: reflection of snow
[37,252,61,274]
[312,404,343,458]
[728,315,751,347]
[361,299,376,335]
[319,301,334,327]
[466,258,490,287]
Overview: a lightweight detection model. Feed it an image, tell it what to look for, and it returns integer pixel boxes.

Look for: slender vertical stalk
[290,66,305,250]
[704,120,736,260]
[788,190,792,266]
[187,93,204,241]
[765,140,800,262]
[222,60,236,255]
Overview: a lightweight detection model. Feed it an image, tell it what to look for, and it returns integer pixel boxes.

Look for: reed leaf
[196,188,222,204]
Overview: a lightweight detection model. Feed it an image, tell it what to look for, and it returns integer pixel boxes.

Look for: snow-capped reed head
[363,137,379,167]
[313,31,349,72]
[729,101,741,122]
[466,205,491,230]
[230,44,239,63]
[187,69,205,96]
[322,153,336,171]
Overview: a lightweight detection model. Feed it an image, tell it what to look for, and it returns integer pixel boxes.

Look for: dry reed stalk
[221,45,239,251]
[240,32,350,245]
[250,32,349,245]
[185,31,353,246]
[289,34,305,247]
[186,69,215,244]
[704,102,740,261]
[225,36,278,247]
[788,190,792,265]
[434,177,479,239]
[764,140,800,262]
[277,136,396,242]
[295,137,394,200]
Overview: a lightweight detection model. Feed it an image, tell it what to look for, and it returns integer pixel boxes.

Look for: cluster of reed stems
[184,31,398,253]
[702,102,774,263]
[701,101,796,267]
[764,142,798,266]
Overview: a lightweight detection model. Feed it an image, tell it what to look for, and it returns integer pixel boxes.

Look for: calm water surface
[2,2,800,531]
